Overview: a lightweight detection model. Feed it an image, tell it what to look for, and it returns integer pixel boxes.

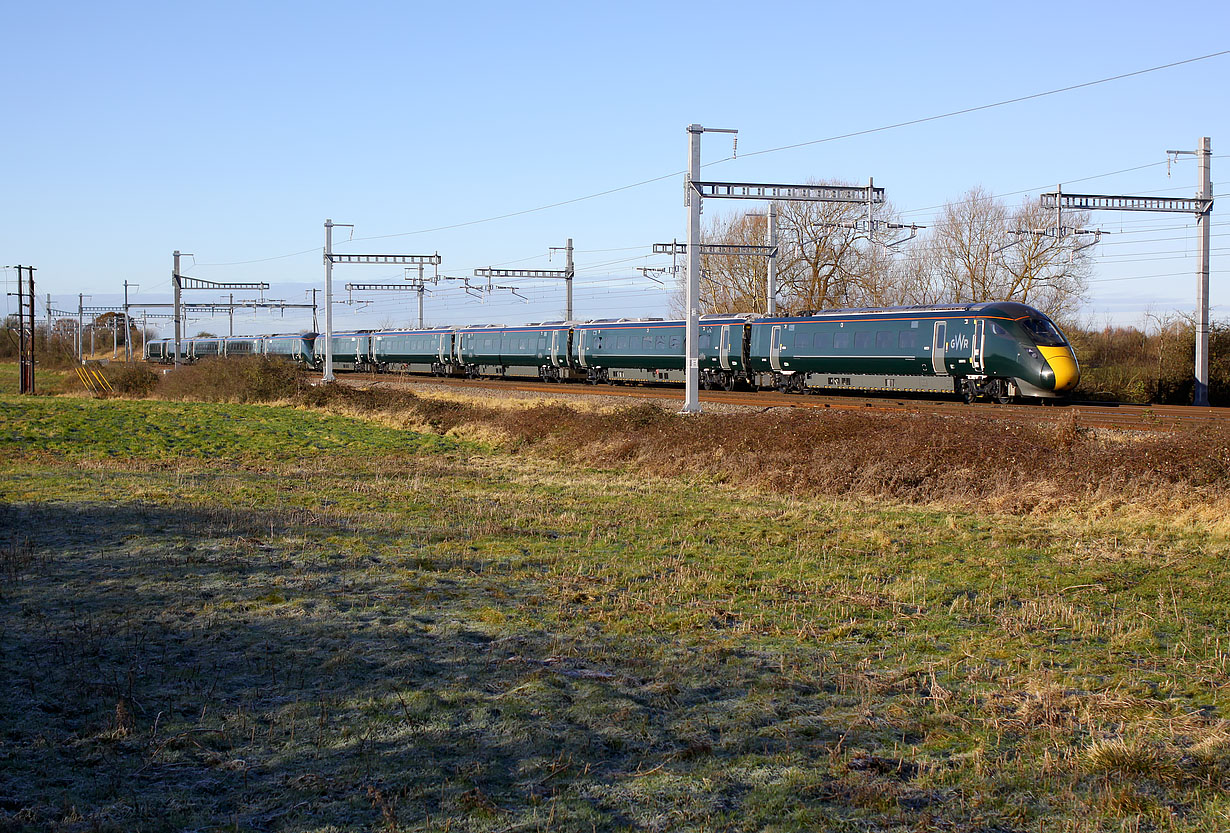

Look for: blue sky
[3,1,1227,336]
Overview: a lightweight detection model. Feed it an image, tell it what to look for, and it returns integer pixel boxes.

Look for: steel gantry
[679,123,885,413]
[171,250,270,369]
[474,239,575,321]
[1040,138,1214,405]
[322,219,443,382]
[653,239,780,316]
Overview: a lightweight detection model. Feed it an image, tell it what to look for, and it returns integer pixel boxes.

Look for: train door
[932,321,948,375]
[971,319,985,373]
[719,325,732,370]
[769,325,783,371]
[577,330,588,367]
[550,330,560,366]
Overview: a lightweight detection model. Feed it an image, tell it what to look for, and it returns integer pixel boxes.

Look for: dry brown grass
[285,381,1230,516]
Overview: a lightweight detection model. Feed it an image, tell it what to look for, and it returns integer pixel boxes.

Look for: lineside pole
[767,203,778,316]
[123,281,131,362]
[565,238,574,321]
[173,251,183,369]
[1195,137,1212,407]
[323,220,335,383]
[15,266,29,393]
[27,267,35,394]
[77,293,84,365]
[16,266,25,392]
[683,125,703,414]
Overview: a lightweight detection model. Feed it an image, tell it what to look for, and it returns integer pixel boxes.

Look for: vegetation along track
[336,371,1230,432]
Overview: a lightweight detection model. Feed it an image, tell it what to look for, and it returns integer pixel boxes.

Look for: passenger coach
[142,302,1080,403]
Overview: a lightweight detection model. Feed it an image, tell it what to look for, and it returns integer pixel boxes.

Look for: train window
[699,332,711,349]
[656,336,666,350]
[990,322,1009,337]
[1022,317,1067,346]
[899,330,919,350]
[794,331,812,350]
[834,331,852,350]
[616,336,627,349]
[876,331,894,350]
[855,331,872,350]
[670,335,680,350]
[814,330,833,351]
[643,336,653,350]
[519,338,529,351]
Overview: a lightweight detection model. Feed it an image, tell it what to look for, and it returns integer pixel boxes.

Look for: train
[143,301,1080,403]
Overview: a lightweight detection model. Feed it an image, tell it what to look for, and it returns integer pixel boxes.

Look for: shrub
[156,356,304,403]
[105,362,159,396]
[1067,319,1229,405]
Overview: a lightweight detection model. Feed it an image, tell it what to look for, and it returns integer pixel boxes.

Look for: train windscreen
[1022,316,1068,347]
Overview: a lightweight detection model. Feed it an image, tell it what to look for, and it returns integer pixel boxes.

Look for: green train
[146,301,1080,403]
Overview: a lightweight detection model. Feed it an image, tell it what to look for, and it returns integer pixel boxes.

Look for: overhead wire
[178,50,1228,271]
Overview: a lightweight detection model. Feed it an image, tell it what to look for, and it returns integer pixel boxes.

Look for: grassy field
[2,392,1229,832]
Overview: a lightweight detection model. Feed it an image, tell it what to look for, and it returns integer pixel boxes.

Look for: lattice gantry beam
[344,284,423,291]
[473,268,569,279]
[653,242,777,257]
[175,276,271,291]
[692,181,884,203]
[1041,192,1213,214]
[327,254,442,265]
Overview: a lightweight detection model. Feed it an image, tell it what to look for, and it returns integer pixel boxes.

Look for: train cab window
[989,321,1009,337]
[855,331,872,350]
[899,330,919,351]
[1022,317,1067,346]
[834,331,852,350]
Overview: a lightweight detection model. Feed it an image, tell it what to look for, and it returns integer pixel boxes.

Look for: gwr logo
[948,333,971,351]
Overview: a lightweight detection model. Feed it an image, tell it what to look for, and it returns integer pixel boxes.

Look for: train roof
[789,301,1045,319]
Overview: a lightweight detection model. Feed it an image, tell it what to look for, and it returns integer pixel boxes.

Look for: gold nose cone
[1039,346,1080,392]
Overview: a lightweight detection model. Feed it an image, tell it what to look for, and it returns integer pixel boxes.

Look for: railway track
[334,372,1230,432]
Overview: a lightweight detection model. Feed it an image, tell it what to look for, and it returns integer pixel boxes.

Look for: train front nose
[1038,346,1080,392]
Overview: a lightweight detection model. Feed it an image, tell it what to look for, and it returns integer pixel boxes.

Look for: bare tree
[677,183,1092,319]
[677,181,885,315]
[698,212,771,314]
[998,200,1092,319]
[931,186,1009,303]
[928,187,1093,317]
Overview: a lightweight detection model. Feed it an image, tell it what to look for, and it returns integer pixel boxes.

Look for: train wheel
[992,378,1013,405]
[961,379,978,405]
[722,373,737,392]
